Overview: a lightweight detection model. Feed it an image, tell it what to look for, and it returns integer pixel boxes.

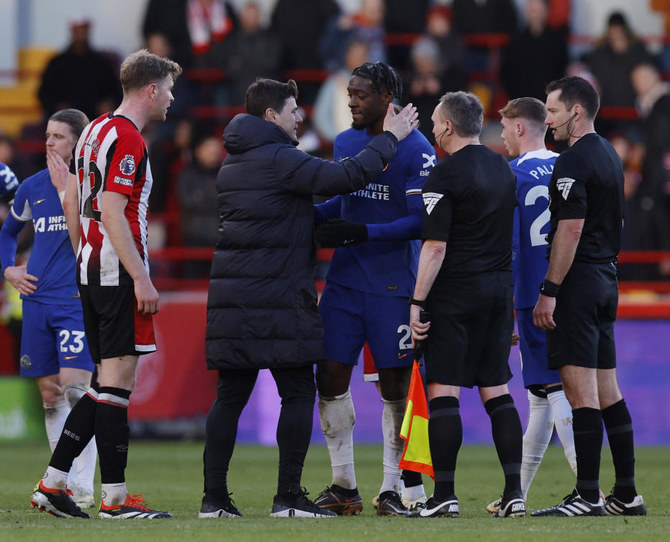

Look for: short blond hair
[120,49,182,94]
[499,97,548,136]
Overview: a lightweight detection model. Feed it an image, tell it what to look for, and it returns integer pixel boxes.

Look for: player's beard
[351,115,378,131]
[350,110,374,131]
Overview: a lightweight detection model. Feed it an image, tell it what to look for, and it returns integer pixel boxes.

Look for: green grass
[1,441,668,541]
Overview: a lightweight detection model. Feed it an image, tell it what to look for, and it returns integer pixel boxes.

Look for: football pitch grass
[1,441,668,541]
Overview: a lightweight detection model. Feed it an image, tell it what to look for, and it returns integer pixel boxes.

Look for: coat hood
[223,113,295,154]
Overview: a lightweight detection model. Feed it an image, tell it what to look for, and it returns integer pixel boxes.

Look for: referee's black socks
[428,396,461,500]
[485,394,522,498]
[603,399,638,502]
[572,407,603,504]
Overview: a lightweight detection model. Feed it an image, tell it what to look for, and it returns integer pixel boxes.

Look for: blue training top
[0,169,80,304]
[315,128,436,297]
[511,148,558,309]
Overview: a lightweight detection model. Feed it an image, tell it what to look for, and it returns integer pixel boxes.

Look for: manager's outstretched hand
[383,103,418,141]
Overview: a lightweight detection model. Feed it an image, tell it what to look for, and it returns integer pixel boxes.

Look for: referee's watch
[539,280,560,298]
[408,297,426,308]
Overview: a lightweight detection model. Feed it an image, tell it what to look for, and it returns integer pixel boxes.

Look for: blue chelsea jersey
[0,161,19,204]
[9,169,80,303]
[511,148,557,308]
[318,128,436,297]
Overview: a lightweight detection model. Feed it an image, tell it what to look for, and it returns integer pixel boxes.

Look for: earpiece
[554,111,579,129]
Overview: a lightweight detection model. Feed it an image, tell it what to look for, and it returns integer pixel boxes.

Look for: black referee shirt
[547,133,624,263]
[422,144,516,280]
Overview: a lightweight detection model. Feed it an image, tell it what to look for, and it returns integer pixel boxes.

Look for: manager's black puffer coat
[206,113,398,370]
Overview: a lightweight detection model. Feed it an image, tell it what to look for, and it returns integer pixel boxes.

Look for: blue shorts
[319,282,413,369]
[20,299,95,378]
[517,308,560,388]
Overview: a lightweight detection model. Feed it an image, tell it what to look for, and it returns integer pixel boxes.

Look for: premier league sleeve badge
[119,154,136,176]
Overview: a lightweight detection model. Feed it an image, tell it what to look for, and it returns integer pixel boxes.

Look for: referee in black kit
[532,76,646,517]
[409,91,525,519]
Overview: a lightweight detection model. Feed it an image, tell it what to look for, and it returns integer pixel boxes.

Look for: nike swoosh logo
[64,356,78,360]
[35,199,46,204]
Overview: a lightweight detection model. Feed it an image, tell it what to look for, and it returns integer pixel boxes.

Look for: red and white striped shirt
[71,113,152,286]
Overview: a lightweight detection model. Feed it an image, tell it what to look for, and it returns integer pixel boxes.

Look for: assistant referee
[409,91,524,518]
[532,76,646,517]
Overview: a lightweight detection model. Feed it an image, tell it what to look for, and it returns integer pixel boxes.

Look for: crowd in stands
[1,0,670,282]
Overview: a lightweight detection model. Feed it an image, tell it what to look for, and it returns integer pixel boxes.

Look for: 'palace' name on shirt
[352,182,390,200]
[528,164,554,180]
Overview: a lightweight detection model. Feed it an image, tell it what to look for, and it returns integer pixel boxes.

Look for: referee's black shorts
[546,261,618,370]
[424,271,514,388]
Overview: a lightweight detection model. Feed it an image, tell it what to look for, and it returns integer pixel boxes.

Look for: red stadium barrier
[185,68,226,83]
[618,304,670,318]
[384,33,422,47]
[128,292,217,420]
[146,246,670,319]
[618,251,670,263]
[149,247,670,268]
[598,106,639,120]
[462,33,510,48]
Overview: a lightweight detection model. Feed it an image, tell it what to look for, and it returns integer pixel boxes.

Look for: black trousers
[203,364,316,498]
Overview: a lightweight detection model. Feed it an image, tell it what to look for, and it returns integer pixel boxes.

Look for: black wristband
[539,280,560,297]
[409,297,425,307]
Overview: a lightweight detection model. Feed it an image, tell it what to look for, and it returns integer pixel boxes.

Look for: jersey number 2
[397,324,412,351]
[80,159,103,222]
[525,185,550,247]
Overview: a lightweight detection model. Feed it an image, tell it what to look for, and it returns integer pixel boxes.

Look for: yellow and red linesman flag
[399,360,434,479]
